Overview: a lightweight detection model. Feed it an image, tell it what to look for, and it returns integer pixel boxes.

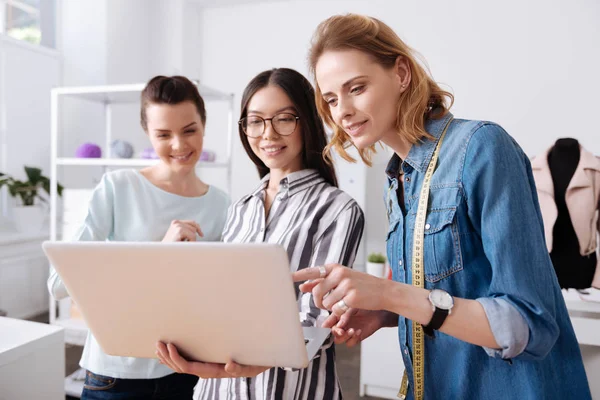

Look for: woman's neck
[382,130,413,161]
[267,170,286,194]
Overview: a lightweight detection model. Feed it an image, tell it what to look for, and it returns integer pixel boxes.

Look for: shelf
[52,82,232,103]
[53,317,88,346]
[56,157,228,168]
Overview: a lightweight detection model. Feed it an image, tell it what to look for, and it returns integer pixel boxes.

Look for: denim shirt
[385,112,590,399]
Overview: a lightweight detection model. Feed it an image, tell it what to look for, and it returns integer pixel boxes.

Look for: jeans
[81,370,198,400]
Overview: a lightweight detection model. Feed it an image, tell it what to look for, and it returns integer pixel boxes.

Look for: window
[0,0,56,48]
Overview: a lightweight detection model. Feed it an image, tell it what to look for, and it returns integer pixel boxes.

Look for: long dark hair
[239,68,338,187]
[140,75,206,131]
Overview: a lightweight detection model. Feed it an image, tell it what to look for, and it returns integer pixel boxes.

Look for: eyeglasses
[239,113,300,138]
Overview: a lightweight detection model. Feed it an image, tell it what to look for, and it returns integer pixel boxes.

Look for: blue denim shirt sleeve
[462,123,560,361]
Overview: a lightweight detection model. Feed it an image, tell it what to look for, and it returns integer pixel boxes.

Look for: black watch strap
[423,308,449,337]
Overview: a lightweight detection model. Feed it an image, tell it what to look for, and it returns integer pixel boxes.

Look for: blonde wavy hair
[309,14,454,165]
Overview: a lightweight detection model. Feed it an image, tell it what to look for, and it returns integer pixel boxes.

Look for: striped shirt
[195,169,364,400]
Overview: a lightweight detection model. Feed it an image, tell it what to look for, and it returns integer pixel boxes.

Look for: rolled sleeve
[477,297,529,359]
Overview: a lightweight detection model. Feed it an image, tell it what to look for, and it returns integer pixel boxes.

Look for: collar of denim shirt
[385,111,454,179]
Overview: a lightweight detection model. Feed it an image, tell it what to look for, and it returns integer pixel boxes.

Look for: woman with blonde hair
[294,14,590,399]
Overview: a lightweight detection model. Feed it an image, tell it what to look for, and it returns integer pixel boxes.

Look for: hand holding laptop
[155,341,270,379]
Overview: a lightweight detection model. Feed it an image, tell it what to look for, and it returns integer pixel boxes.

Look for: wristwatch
[423,289,454,337]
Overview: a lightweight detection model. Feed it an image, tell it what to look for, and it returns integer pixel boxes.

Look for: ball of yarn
[140,147,159,159]
[110,140,134,159]
[199,150,216,162]
[75,143,102,158]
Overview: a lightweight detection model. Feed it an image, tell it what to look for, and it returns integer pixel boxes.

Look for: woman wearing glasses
[156,68,364,399]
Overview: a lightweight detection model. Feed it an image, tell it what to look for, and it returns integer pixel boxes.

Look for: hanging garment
[532,138,600,289]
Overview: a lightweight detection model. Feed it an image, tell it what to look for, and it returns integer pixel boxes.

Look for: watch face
[430,289,454,310]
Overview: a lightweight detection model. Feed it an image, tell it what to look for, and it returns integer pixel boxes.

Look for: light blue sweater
[48,169,230,379]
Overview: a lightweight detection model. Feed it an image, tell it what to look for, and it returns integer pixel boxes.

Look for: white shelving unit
[48,81,235,345]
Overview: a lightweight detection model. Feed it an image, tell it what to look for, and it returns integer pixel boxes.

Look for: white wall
[0,41,6,220]
[199,0,600,258]
[183,5,203,78]
[0,37,61,225]
[60,0,107,87]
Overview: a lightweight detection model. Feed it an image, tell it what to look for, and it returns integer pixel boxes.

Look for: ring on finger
[336,299,350,312]
[318,266,327,278]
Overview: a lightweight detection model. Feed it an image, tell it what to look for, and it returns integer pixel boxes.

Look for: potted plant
[366,252,387,278]
[0,166,63,233]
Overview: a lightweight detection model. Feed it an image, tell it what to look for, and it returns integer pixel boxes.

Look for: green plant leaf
[1,167,62,205]
[41,178,63,197]
[41,178,50,196]
[8,181,26,196]
[25,166,42,185]
[367,252,386,263]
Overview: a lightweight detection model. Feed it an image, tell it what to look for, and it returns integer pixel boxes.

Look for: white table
[0,317,64,400]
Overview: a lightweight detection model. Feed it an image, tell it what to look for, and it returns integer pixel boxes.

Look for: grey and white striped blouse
[195,169,364,400]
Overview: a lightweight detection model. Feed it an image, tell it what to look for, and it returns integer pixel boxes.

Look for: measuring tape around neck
[398,117,453,400]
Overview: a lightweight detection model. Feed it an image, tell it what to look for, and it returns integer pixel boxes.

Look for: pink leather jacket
[532,146,600,287]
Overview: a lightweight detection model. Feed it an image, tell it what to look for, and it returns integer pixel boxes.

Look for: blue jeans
[81,370,198,400]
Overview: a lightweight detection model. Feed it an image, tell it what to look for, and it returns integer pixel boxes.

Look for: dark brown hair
[140,75,206,131]
[309,14,454,165]
[239,68,338,187]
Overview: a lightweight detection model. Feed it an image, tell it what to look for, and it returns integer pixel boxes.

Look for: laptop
[42,241,330,369]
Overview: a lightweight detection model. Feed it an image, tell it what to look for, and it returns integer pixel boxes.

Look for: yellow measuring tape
[398,118,453,400]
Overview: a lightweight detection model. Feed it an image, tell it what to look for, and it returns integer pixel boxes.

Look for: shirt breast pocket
[423,206,463,282]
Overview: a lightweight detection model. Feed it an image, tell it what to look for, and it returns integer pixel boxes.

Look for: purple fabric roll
[140,147,160,159]
[199,150,216,162]
[75,143,102,158]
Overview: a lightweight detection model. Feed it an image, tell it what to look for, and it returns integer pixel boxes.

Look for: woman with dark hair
[48,75,230,400]
[156,68,364,399]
